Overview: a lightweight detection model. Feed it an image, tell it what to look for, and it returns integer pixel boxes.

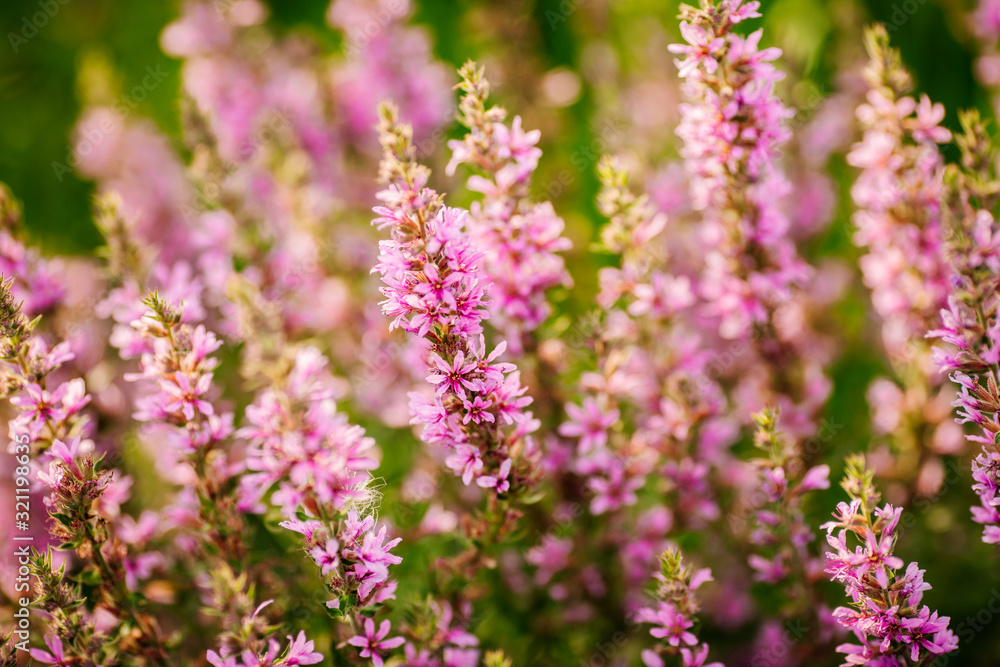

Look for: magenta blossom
[347,618,406,667]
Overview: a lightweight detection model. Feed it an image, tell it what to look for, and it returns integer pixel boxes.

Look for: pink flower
[309,539,340,576]
[476,458,511,493]
[162,371,215,421]
[30,635,71,666]
[640,602,699,647]
[748,553,787,583]
[445,444,484,485]
[282,631,324,665]
[558,398,619,452]
[461,395,494,425]
[10,383,67,433]
[347,618,406,667]
[629,272,695,318]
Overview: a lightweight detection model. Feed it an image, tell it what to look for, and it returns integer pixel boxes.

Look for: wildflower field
[2,0,1000,665]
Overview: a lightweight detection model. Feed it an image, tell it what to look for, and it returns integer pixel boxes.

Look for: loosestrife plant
[5,0,1000,665]
[929,109,1000,546]
[637,548,723,667]
[447,61,573,355]
[849,26,960,493]
[372,99,541,535]
[824,455,958,664]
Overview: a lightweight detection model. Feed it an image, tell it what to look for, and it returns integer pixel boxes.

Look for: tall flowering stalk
[157,0,453,347]
[670,0,804,341]
[847,26,960,493]
[849,26,951,358]
[392,596,481,666]
[637,548,723,667]
[927,109,1000,545]
[0,279,170,665]
[0,184,64,319]
[123,294,323,665]
[125,294,243,562]
[372,102,541,530]
[823,455,958,664]
[743,410,831,620]
[447,61,572,355]
[586,158,721,523]
[237,343,406,664]
[669,0,832,443]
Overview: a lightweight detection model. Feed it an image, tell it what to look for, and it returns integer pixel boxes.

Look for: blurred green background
[0,0,983,255]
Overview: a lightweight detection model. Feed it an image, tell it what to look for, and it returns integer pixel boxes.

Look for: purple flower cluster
[207,630,323,667]
[848,28,951,360]
[239,346,378,518]
[823,456,958,665]
[744,410,829,590]
[926,109,1000,546]
[670,0,805,341]
[282,512,401,611]
[637,548,724,667]
[372,102,540,496]
[447,62,573,354]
